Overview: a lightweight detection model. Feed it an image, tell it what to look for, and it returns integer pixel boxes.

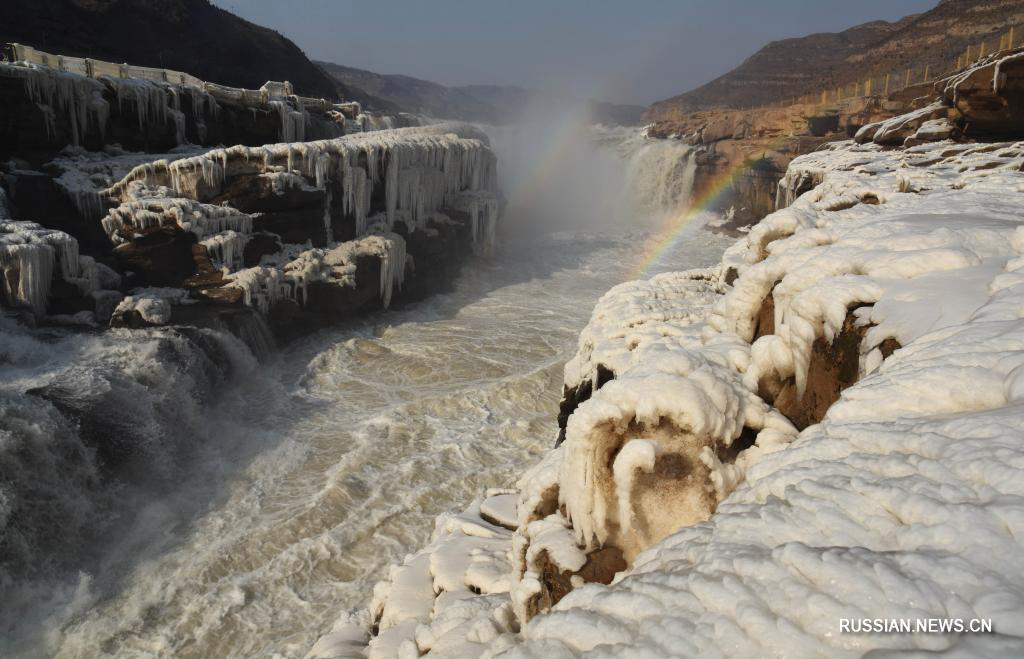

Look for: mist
[484,104,639,245]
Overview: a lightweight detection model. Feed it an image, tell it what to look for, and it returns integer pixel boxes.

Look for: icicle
[201,230,250,270]
[0,220,84,316]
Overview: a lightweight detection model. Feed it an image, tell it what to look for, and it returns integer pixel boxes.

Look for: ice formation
[0,54,340,148]
[307,492,520,659]
[226,233,407,311]
[315,125,1024,656]
[1,62,110,146]
[95,124,498,315]
[0,220,99,316]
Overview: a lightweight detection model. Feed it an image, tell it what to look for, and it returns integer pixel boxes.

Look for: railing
[778,26,1021,109]
[1,42,359,116]
[5,42,208,87]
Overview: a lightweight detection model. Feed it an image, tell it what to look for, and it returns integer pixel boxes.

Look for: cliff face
[643,0,1024,228]
[0,0,340,99]
[648,0,1024,118]
[0,61,350,165]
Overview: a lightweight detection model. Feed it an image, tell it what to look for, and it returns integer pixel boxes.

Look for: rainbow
[628,150,775,280]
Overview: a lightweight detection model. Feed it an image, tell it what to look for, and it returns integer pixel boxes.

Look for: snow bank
[507,137,1024,655]
[313,129,1024,656]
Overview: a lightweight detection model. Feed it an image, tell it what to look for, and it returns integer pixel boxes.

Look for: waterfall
[0,317,263,603]
[612,128,698,215]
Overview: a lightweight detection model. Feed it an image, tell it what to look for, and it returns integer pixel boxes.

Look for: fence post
[905,69,911,87]
[84,58,94,78]
[924,64,930,82]
[1011,27,1016,49]
[884,73,890,95]
[981,41,986,57]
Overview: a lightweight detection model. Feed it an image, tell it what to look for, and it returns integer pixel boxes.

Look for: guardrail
[778,26,1021,109]
[1,42,360,116]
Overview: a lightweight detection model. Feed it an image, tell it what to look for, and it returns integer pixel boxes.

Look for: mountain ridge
[648,0,1024,119]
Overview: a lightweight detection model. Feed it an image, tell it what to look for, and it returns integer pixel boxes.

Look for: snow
[313,129,1024,657]
[111,287,193,326]
[316,494,519,659]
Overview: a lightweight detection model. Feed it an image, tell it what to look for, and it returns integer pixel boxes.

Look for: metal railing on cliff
[775,26,1021,109]
[0,42,361,117]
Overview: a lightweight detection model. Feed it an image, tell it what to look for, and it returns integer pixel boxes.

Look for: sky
[212,0,939,105]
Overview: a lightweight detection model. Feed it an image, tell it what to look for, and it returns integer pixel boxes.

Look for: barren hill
[317,61,500,121]
[649,0,1024,119]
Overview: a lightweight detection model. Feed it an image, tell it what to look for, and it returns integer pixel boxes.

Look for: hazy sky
[212,0,938,105]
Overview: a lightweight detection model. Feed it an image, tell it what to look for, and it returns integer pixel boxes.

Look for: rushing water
[1,120,729,657]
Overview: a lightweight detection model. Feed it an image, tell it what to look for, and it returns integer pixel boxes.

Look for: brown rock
[113,227,198,287]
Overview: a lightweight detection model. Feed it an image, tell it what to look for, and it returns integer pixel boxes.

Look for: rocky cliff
[642,0,1024,229]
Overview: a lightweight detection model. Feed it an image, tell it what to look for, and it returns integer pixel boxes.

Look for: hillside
[317,61,500,121]
[320,62,646,125]
[649,0,1024,118]
[0,0,340,99]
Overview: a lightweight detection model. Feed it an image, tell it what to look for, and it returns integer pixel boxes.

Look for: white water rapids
[1,120,730,657]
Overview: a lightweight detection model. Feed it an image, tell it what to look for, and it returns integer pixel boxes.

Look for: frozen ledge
[2,124,500,334]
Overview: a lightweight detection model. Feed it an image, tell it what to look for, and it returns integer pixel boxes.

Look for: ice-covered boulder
[91,124,500,337]
[940,48,1024,138]
[0,220,104,317]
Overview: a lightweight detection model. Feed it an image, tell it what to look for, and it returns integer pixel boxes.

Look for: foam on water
[3,122,727,657]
